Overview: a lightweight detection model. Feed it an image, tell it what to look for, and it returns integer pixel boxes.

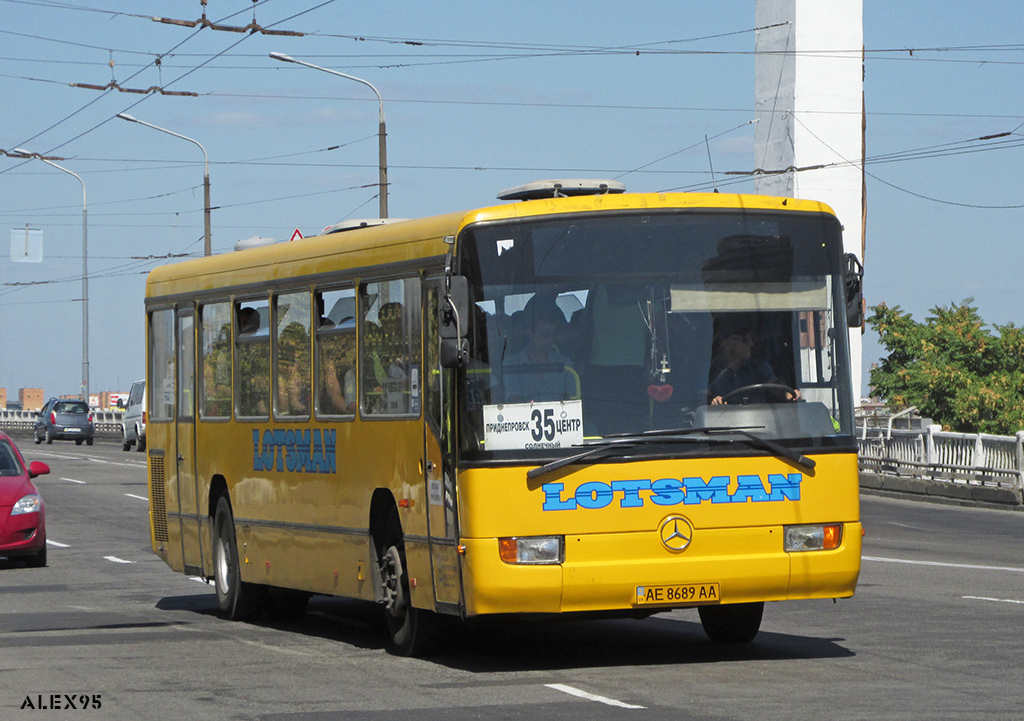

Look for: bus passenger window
[199,301,232,418]
[275,291,312,419]
[235,298,270,418]
[149,308,176,422]
[316,287,357,417]
[361,278,421,416]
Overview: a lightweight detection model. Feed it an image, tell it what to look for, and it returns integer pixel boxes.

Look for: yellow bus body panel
[459,452,859,616]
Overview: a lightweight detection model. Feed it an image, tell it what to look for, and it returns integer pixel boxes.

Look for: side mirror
[440,275,469,339]
[28,461,50,479]
[439,275,470,368]
[440,338,469,369]
[843,253,864,328]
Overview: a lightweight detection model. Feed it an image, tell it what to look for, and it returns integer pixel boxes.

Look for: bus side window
[275,291,312,420]
[360,277,421,416]
[149,308,176,421]
[199,301,233,419]
[235,298,270,418]
[315,287,357,417]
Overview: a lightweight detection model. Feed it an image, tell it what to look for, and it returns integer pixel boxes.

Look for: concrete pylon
[754,0,865,397]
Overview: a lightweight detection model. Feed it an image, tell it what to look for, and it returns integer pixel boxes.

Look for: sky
[0,0,1021,402]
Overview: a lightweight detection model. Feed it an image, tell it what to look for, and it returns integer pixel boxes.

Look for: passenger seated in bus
[707,316,800,405]
[277,321,311,415]
[238,307,260,335]
[502,296,579,403]
[321,345,357,415]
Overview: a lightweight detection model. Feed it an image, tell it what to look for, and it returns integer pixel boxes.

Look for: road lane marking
[124,493,149,501]
[963,596,1024,605]
[545,684,645,710]
[46,539,71,548]
[60,477,86,484]
[104,556,135,564]
[87,457,147,469]
[863,555,1024,574]
[29,451,78,460]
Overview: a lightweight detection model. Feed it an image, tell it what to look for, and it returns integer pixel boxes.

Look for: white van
[121,379,146,452]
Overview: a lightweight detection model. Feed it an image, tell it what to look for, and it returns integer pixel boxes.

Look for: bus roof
[145,191,838,301]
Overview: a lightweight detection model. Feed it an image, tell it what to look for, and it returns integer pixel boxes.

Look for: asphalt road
[2,433,1022,720]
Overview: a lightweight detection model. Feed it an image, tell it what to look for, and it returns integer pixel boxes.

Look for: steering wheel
[720,382,798,404]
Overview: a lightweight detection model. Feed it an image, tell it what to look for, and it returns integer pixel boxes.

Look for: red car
[0,432,50,567]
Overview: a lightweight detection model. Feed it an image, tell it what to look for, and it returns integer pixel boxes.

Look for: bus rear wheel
[379,511,439,656]
[698,602,764,643]
[213,495,261,622]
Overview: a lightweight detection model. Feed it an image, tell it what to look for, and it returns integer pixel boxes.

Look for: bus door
[423,278,463,612]
[175,308,204,576]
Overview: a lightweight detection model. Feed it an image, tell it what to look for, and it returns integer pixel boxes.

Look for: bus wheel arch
[367,488,397,593]
[208,476,228,521]
[370,491,439,656]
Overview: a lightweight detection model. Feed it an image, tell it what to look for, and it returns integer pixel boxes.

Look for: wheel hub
[380,546,407,617]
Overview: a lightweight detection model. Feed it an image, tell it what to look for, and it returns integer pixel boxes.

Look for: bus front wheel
[213,495,261,622]
[698,602,764,643]
[379,511,439,656]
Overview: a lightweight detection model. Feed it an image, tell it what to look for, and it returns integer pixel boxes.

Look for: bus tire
[379,510,439,656]
[213,495,261,622]
[698,602,764,643]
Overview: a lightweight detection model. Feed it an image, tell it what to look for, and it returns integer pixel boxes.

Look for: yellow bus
[145,180,863,655]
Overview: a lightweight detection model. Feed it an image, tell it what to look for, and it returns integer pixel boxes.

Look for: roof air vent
[322,218,408,235]
[496,179,626,202]
[234,236,279,251]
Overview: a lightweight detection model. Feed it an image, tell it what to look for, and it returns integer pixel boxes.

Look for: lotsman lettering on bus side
[541,473,802,511]
[252,428,337,474]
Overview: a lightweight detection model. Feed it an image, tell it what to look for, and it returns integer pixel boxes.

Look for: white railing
[858,423,1024,492]
[0,409,123,433]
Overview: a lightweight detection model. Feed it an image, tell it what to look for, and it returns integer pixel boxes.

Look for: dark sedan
[0,431,50,567]
[34,398,94,446]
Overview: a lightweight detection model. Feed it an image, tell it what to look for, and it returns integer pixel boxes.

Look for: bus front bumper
[460,522,862,616]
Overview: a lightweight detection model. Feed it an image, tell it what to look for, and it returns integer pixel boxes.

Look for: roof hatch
[496,179,626,202]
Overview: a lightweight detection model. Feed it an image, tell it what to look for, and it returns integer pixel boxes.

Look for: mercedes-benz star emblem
[658,516,694,552]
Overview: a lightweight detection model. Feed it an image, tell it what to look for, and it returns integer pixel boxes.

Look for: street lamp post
[14,149,89,404]
[269,52,388,219]
[116,113,212,256]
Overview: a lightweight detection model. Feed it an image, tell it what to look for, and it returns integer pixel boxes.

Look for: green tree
[868,299,1024,434]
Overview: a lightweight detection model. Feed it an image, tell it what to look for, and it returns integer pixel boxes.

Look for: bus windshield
[457,209,854,461]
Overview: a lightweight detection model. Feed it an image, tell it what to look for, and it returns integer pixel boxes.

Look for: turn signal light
[498,536,563,565]
[784,523,843,552]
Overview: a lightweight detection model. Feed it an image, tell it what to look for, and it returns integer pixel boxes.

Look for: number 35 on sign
[483,400,583,451]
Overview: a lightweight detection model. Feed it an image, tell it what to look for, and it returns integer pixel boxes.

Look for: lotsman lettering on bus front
[252,428,337,474]
[540,474,802,511]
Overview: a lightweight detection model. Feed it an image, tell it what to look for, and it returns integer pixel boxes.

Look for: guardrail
[858,423,1024,499]
[0,409,123,434]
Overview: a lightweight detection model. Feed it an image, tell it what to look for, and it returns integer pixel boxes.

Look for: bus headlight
[498,536,564,565]
[784,523,842,552]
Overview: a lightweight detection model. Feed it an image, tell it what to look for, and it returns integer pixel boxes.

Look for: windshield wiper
[526,441,638,479]
[704,428,815,471]
[630,426,815,471]
[526,425,815,480]
[527,429,718,480]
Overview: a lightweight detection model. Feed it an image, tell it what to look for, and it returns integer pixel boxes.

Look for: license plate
[65,428,81,433]
[634,583,720,606]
